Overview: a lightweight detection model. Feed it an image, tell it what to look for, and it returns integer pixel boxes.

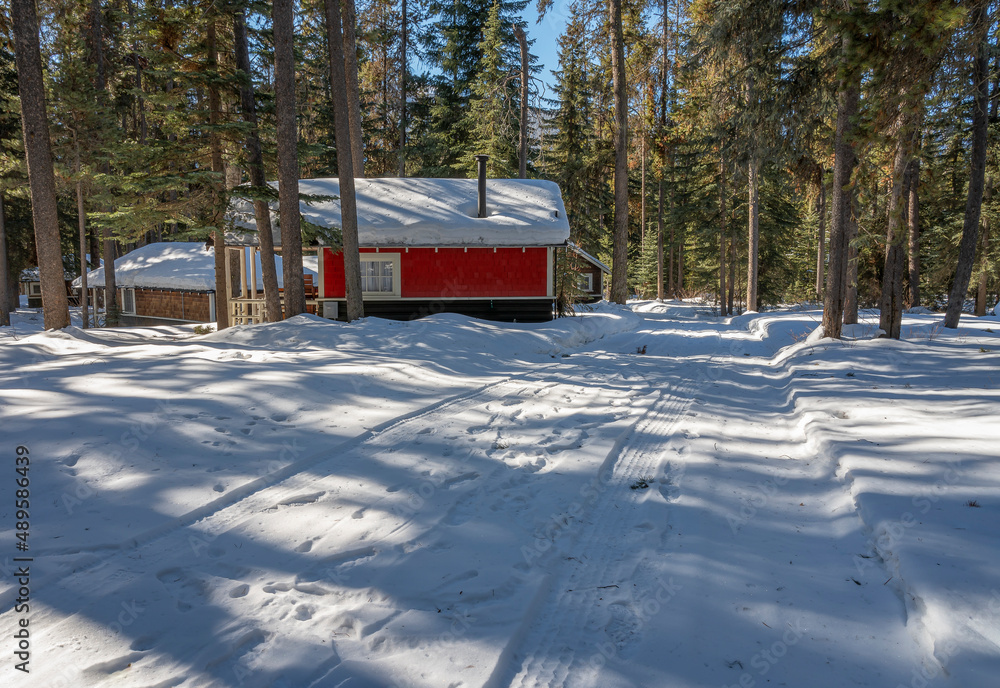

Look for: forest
[1,0,998,336]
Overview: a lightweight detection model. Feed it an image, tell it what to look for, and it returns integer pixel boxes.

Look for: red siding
[322,247,549,298]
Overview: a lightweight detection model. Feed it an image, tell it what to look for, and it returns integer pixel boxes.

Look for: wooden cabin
[73,242,317,326]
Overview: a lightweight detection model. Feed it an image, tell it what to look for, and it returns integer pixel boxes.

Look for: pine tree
[462,0,521,177]
[12,0,70,330]
[421,0,529,176]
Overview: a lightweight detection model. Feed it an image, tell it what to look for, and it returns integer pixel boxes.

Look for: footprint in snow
[130,635,158,651]
[203,629,267,671]
[84,652,147,675]
[229,584,250,599]
[156,568,208,612]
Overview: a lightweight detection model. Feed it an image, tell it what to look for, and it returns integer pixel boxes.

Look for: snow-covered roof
[567,242,610,274]
[228,177,571,247]
[21,265,76,281]
[72,242,316,292]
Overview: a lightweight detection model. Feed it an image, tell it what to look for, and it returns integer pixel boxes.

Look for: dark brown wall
[134,289,211,322]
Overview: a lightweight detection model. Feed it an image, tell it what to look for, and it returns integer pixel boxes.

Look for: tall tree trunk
[656,0,668,301]
[728,232,736,314]
[746,158,760,311]
[0,194,9,326]
[822,38,860,339]
[640,137,646,258]
[657,179,664,300]
[341,0,365,178]
[89,0,117,325]
[13,0,70,330]
[325,0,365,321]
[515,25,528,179]
[398,0,407,177]
[844,190,860,324]
[126,0,146,143]
[816,177,826,300]
[879,106,919,339]
[75,140,89,328]
[274,0,307,317]
[907,153,921,307]
[677,241,684,293]
[234,9,281,323]
[608,0,629,304]
[669,152,676,296]
[945,0,990,329]
[975,218,990,316]
[720,155,727,315]
[208,20,229,329]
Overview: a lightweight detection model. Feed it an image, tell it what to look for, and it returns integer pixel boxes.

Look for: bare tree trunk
[945,0,990,329]
[609,0,629,304]
[669,152,676,297]
[728,232,736,314]
[746,158,760,311]
[907,138,921,308]
[341,0,365,178]
[13,0,70,330]
[234,9,281,322]
[325,0,365,321]
[398,0,407,177]
[822,39,859,339]
[89,0,117,325]
[656,0,668,301]
[816,177,826,300]
[640,137,646,260]
[0,194,9,326]
[126,0,146,144]
[668,225,674,296]
[515,25,529,179]
[274,0,307,317]
[844,191,860,325]
[75,140,89,328]
[719,155,727,315]
[975,218,990,316]
[208,20,230,329]
[879,106,919,339]
[678,241,684,293]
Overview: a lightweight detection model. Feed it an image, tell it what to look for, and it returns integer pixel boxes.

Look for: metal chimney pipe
[475,155,489,218]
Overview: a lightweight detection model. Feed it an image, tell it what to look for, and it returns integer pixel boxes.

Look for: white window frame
[121,287,137,315]
[359,253,401,299]
[28,282,41,296]
[578,272,594,292]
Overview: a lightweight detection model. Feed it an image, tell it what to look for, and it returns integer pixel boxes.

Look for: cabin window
[121,288,136,315]
[578,273,594,292]
[359,254,401,298]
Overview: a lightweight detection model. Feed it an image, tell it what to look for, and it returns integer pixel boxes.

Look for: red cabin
[230,177,571,322]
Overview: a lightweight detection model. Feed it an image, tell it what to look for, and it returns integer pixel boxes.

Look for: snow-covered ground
[1,302,998,688]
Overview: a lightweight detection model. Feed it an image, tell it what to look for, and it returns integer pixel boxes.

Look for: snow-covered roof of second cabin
[228,177,571,247]
[71,242,317,291]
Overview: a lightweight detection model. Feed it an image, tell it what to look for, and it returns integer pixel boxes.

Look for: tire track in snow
[490,377,698,688]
